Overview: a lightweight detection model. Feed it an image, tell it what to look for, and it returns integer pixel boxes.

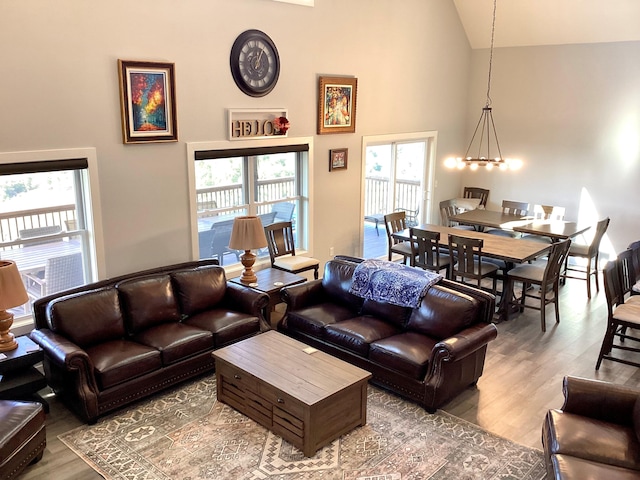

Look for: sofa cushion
[361,298,411,328]
[46,288,125,348]
[369,332,437,380]
[321,260,364,311]
[184,309,260,348]
[171,266,227,316]
[286,304,356,337]
[86,339,162,390]
[545,409,640,471]
[132,323,213,365]
[324,317,401,356]
[406,284,479,339]
[550,454,640,480]
[117,275,181,334]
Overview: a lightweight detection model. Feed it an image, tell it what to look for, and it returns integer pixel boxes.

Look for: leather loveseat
[277,258,498,412]
[30,260,269,423]
[543,376,640,479]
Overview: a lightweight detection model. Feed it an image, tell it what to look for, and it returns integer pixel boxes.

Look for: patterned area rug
[59,375,547,480]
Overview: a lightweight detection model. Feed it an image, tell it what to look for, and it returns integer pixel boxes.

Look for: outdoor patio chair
[271,202,295,223]
[25,252,84,300]
[18,225,62,245]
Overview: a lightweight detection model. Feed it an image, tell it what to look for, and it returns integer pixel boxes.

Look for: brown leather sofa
[278,258,498,412]
[30,260,269,423]
[543,376,640,479]
[0,400,46,480]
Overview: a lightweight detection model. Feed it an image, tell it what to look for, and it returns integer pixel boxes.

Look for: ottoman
[0,400,46,480]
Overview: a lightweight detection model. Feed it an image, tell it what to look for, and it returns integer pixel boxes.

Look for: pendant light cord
[485,0,497,108]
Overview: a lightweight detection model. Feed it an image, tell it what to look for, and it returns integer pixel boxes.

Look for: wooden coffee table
[212,331,371,457]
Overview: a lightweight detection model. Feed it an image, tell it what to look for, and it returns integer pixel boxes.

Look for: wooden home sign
[227,108,289,140]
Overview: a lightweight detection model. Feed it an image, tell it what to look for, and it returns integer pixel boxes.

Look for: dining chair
[627,240,640,296]
[486,200,530,238]
[463,187,489,208]
[24,252,84,301]
[595,259,640,370]
[264,221,319,279]
[439,200,474,230]
[448,234,498,293]
[504,239,571,332]
[561,217,610,299]
[383,211,414,264]
[410,228,452,279]
[521,204,567,244]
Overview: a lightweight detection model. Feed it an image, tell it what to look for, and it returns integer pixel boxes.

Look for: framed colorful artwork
[317,76,357,135]
[329,148,348,171]
[118,60,178,144]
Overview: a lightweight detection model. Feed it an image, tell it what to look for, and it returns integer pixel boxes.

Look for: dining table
[0,240,81,276]
[392,223,552,321]
[449,209,590,241]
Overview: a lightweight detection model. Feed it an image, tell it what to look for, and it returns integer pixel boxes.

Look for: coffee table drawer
[259,382,304,419]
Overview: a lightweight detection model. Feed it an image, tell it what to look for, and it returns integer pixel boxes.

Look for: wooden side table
[0,336,49,412]
[231,268,306,326]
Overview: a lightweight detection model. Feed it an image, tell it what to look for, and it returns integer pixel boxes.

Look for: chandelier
[445,0,521,172]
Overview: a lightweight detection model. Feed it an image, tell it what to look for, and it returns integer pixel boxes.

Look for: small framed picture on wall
[329,148,348,171]
[318,76,357,134]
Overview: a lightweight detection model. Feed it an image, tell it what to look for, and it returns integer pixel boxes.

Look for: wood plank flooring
[19,274,640,479]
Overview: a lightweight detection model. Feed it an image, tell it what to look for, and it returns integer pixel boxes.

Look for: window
[188,138,313,268]
[0,148,103,334]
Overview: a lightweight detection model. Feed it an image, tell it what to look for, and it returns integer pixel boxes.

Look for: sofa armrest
[222,282,271,330]
[431,323,498,363]
[30,328,94,373]
[561,375,640,426]
[280,279,325,310]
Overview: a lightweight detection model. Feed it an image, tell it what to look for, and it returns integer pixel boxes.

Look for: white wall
[457,41,640,253]
[0,0,471,276]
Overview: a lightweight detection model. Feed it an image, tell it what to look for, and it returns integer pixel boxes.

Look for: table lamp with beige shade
[0,260,29,352]
[229,216,268,284]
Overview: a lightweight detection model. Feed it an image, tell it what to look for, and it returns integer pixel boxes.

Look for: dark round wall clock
[230,29,280,97]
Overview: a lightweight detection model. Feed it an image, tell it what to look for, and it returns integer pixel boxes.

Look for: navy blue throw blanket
[349,259,443,308]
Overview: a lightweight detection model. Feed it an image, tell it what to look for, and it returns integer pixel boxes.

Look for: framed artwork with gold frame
[317,76,357,135]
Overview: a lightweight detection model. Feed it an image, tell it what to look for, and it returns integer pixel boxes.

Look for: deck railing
[0,205,77,248]
[196,177,296,217]
[364,177,421,217]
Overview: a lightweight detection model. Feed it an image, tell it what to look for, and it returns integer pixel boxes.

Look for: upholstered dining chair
[383,211,414,264]
[596,258,640,370]
[410,227,452,279]
[561,217,610,299]
[264,221,319,279]
[504,239,571,332]
[463,187,489,208]
[448,234,498,293]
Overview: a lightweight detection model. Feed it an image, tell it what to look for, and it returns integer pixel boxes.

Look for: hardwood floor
[19,274,640,479]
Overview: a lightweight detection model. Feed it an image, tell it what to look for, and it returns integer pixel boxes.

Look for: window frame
[0,147,105,335]
[187,136,314,274]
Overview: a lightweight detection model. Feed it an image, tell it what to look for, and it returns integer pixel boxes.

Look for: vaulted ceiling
[453,0,640,49]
